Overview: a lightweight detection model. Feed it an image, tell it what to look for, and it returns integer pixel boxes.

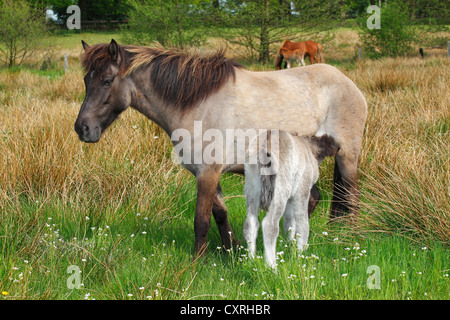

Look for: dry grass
[347,57,450,244]
[0,68,188,223]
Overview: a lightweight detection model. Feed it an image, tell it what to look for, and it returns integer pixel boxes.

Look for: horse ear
[109,39,120,63]
[81,40,89,51]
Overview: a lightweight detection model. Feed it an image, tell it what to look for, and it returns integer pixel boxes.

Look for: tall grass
[349,57,450,245]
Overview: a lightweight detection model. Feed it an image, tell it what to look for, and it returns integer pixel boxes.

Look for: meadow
[0,29,448,300]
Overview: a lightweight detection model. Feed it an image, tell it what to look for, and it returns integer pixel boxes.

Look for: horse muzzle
[74,119,101,143]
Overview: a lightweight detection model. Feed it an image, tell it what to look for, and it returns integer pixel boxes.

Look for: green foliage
[48,0,131,23]
[0,0,49,67]
[122,0,207,48]
[220,0,343,64]
[358,2,417,58]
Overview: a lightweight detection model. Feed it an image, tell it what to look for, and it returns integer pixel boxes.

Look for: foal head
[74,39,131,143]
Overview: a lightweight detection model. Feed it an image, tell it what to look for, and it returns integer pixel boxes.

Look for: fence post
[358,47,362,60]
[447,41,450,59]
[64,53,68,72]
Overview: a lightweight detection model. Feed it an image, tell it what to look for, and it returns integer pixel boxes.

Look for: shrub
[358,2,416,58]
[0,0,49,67]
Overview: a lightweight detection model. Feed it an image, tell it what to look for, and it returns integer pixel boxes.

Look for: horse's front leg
[212,183,238,250]
[194,167,222,257]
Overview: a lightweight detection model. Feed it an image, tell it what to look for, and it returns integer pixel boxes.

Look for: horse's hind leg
[262,195,287,268]
[330,152,360,223]
[213,182,238,250]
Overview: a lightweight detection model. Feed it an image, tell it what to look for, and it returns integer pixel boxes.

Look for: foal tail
[248,130,280,210]
[274,51,284,70]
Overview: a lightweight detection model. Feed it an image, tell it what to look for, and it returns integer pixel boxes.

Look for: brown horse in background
[275,40,324,70]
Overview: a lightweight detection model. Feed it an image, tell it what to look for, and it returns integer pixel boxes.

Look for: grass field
[0,30,449,300]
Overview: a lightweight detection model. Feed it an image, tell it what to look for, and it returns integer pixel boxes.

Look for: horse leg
[308,183,321,217]
[330,152,360,224]
[262,196,287,268]
[194,168,222,256]
[243,167,261,258]
[300,53,306,66]
[309,54,315,65]
[212,182,238,250]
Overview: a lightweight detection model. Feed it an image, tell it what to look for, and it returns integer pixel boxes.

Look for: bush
[358,2,416,58]
[0,0,49,67]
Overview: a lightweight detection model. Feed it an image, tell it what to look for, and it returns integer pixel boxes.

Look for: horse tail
[274,46,284,70]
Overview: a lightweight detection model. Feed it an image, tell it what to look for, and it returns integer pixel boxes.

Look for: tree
[0,0,49,67]
[358,2,417,58]
[221,0,343,64]
[122,0,207,48]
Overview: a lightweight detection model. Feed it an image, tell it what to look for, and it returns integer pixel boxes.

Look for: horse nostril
[82,124,89,134]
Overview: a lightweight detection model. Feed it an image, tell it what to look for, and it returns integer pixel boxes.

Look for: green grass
[1,174,448,300]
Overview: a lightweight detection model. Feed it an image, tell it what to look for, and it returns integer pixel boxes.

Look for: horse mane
[81,44,242,110]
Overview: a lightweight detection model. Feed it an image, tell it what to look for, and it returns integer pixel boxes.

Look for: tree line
[0,0,448,66]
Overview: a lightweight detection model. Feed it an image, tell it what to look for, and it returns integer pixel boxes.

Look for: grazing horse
[278,48,306,69]
[244,132,339,268]
[74,39,367,257]
[275,40,324,70]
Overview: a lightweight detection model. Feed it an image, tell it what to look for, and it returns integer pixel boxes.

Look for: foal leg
[283,197,296,241]
[243,164,261,258]
[194,168,222,257]
[212,183,238,250]
[262,197,287,268]
[293,192,310,252]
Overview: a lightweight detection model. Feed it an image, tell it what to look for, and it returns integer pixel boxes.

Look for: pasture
[0,29,449,300]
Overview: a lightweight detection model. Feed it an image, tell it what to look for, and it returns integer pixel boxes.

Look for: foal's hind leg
[262,196,287,268]
[213,182,238,250]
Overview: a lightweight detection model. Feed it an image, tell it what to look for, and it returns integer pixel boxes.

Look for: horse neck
[127,69,183,137]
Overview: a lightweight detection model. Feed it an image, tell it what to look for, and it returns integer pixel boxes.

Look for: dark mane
[81,43,133,76]
[81,44,242,110]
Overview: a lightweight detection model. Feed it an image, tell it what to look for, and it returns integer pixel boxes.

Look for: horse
[275,40,324,70]
[244,131,339,268]
[278,48,306,69]
[74,39,367,257]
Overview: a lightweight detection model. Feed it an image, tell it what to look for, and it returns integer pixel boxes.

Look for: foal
[244,131,339,268]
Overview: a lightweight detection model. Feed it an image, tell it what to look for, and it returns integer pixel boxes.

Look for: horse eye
[103,79,113,86]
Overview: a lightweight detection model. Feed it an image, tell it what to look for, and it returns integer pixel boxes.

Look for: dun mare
[275,40,324,70]
[75,39,367,256]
